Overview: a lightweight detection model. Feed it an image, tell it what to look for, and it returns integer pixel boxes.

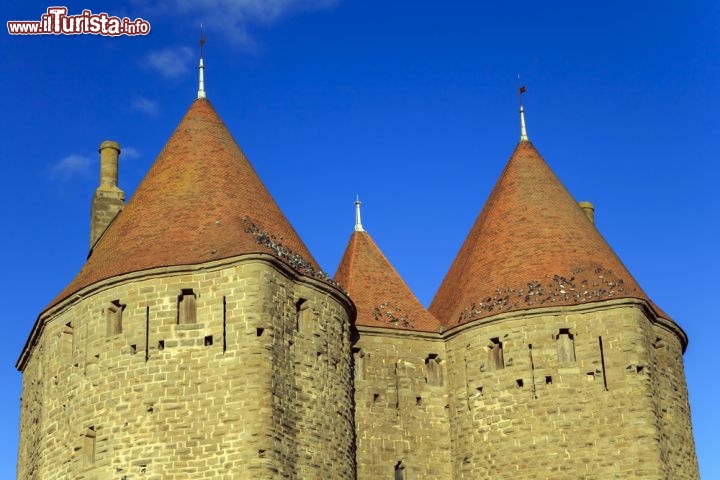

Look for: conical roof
[335,230,441,332]
[430,141,663,328]
[49,98,322,309]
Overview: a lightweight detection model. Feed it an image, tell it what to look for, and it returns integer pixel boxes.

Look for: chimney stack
[90,141,125,249]
[99,140,120,188]
[578,201,595,224]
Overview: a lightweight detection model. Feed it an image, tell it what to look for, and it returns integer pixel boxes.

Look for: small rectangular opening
[83,427,96,465]
[416,396,422,406]
[556,328,576,362]
[256,328,264,337]
[204,335,213,346]
[545,375,552,385]
[373,393,379,403]
[157,340,165,351]
[489,338,504,370]
[295,298,307,333]
[62,323,74,362]
[178,288,197,324]
[130,344,137,355]
[107,300,125,336]
[586,372,595,382]
[395,461,405,480]
[516,379,524,388]
[425,353,442,386]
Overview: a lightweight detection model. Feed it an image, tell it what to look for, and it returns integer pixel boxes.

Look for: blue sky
[2,0,719,476]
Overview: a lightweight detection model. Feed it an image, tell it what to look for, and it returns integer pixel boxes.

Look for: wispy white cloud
[145,47,194,78]
[131,96,159,115]
[50,154,93,180]
[122,147,141,159]
[136,0,338,47]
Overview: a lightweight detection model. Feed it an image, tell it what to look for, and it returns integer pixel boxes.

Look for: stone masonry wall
[650,323,699,478]
[89,189,124,248]
[443,301,696,479]
[17,256,354,480]
[18,262,697,480]
[353,329,452,480]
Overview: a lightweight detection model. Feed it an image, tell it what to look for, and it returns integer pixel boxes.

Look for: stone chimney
[578,201,595,224]
[90,141,125,248]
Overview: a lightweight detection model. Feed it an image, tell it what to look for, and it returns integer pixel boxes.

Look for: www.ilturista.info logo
[7,7,150,36]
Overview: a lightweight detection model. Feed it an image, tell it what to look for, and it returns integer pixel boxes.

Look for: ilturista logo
[7,7,151,36]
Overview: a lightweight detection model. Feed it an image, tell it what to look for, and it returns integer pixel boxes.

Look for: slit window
[425,354,442,386]
[178,289,197,324]
[106,300,125,336]
[83,427,96,465]
[394,461,406,480]
[352,348,364,380]
[62,323,73,362]
[556,328,576,362]
[296,298,308,332]
[488,338,504,370]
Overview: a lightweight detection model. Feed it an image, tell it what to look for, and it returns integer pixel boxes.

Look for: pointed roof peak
[47,98,322,310]
[430,140,662,328]
[354,195,365,232]
[335,229,441,333]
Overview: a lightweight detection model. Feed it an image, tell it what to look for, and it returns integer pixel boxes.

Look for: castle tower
[16,97,356,479]
[335,200,451,479]
[430,138,698,478]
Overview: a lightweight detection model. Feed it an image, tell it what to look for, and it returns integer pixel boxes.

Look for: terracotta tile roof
[335,230,441,332]
[429,141,666,328]
[48,98,322,310]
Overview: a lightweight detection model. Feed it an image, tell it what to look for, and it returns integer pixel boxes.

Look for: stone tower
[429,139,698,478]
[17,87,698,478]
[16,98,356,479]
[335,136,698,478]
[335,207,452,479]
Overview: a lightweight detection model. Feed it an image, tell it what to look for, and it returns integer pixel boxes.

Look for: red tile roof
[429,141,665,328]
[335,230,441,332]
[48,98,322,310]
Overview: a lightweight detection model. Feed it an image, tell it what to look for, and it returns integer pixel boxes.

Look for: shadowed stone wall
[352,329,452,479]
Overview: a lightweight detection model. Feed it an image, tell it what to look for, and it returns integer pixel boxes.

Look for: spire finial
[518,76,528,142]
[354,195,365,232]
[198,25,206,99]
